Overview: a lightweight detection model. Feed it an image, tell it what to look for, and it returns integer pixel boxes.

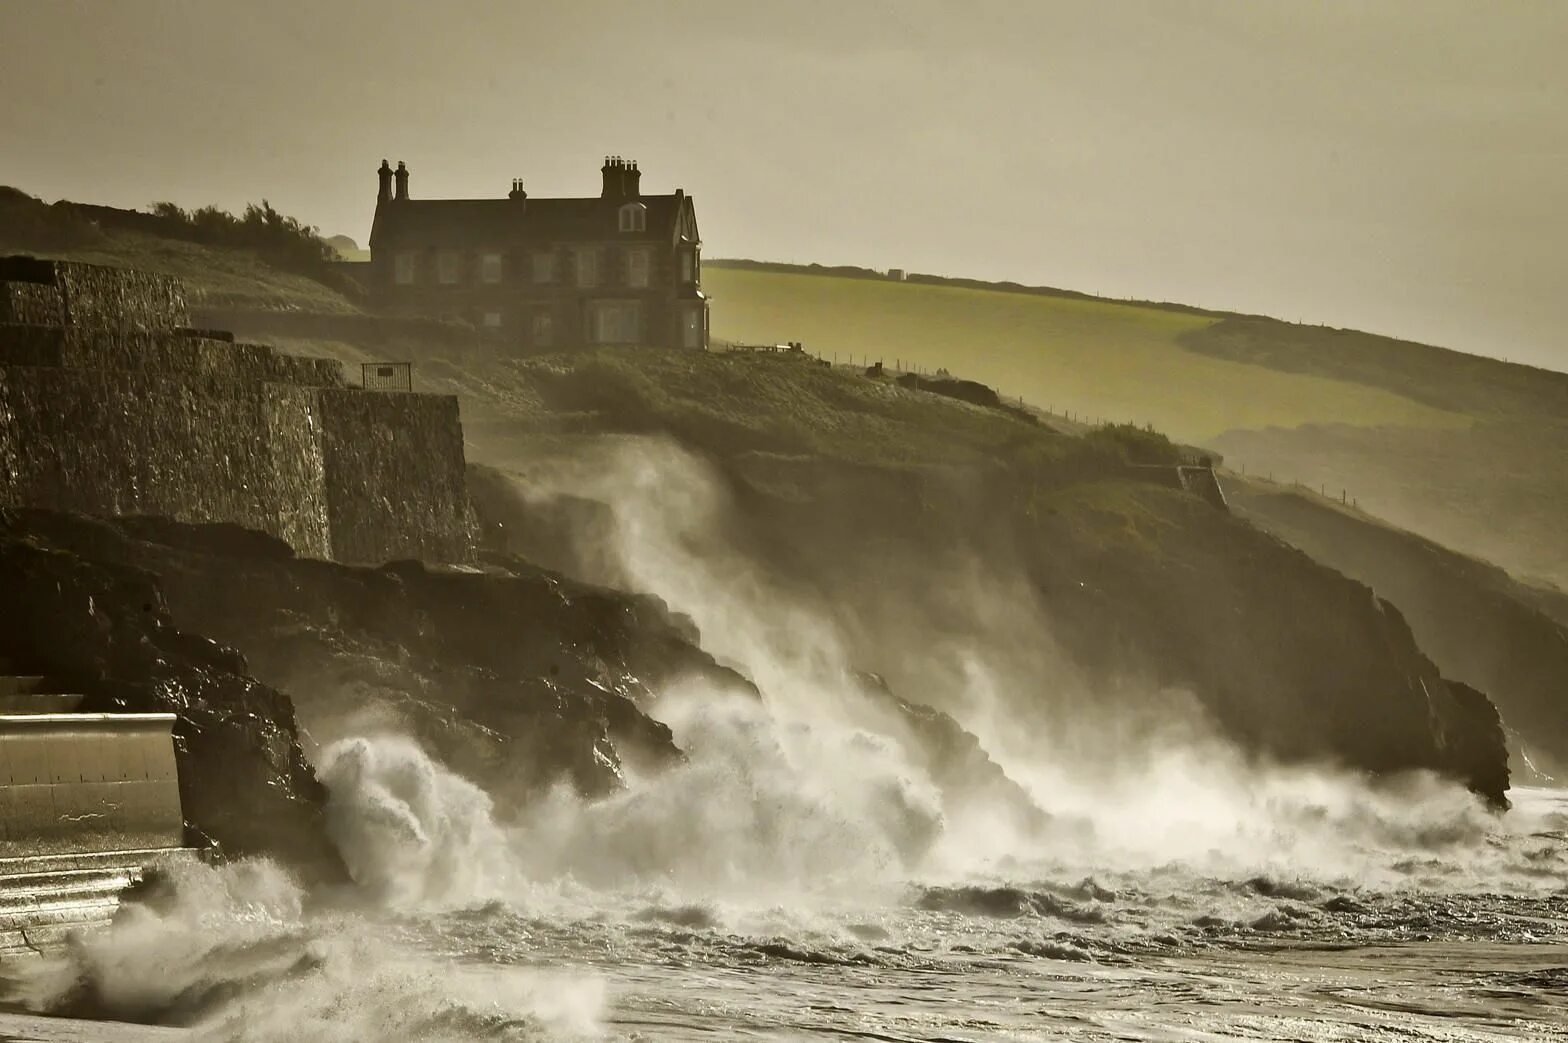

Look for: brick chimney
[377,159,393,204]
[508,178,527,200]
[625,160,641,199]
[601,155,626,199]
[394,160,410,201]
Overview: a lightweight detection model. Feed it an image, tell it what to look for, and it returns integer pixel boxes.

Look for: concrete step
[0,847,202,877]
[0,1010,188,1040]
[0,692,85,713]
[0,916,116,957]
[0,849,205,958]
[0,870,140,913]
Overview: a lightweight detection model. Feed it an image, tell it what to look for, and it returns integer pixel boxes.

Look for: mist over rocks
[0,507,748,822]
[849,671,1055,838]
[455,352,1511,808]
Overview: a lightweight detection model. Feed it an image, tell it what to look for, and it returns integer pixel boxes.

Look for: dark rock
[0,509,343,880]
[0,508,745,814]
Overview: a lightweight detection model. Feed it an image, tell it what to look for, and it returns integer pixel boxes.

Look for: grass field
[705,267,1469,443]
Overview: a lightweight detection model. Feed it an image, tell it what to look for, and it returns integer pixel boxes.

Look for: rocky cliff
[1229,481,1568,780]
[0,509,751,816]
[456,349,1512,807]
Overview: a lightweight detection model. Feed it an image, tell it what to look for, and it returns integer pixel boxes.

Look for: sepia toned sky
[2,1,1565,370]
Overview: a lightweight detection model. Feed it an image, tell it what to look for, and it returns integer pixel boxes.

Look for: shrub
[145,199,336,278]
[1085,422,1183,466]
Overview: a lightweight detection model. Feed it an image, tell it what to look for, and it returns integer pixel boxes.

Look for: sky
[2,1,1565,370]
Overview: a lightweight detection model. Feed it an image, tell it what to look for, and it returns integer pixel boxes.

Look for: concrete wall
[0,713,184,856]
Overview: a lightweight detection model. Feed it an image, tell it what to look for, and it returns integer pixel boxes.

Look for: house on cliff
[368,157,708,350]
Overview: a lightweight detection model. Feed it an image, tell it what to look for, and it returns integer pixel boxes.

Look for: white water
[7,437,1565,1040]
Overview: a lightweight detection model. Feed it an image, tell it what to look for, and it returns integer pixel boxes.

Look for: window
[531,309,554,347]
[575,248,599,288]
[531,251,556,284]
[626,248,651,289]
[393,251,417,285]
[436,250,461,285]
[590,301,641,344]
[618,203,647,233]
[479,252,503,284]
[482,310,503,329]
[680,250,695,284]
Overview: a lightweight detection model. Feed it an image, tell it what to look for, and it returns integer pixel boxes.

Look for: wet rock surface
[0,508,341,879]
[0,509,745,819]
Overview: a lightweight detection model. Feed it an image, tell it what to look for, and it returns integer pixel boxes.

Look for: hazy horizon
[3,0,1564,371]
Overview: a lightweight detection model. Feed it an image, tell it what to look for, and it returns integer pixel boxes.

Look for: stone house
[367,157,708,350]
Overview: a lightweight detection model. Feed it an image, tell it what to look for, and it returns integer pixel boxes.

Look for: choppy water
[8,786,1563,1042]
[12,441,1566,1040]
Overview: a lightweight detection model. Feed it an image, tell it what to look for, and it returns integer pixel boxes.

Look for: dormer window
[618,202,647,233]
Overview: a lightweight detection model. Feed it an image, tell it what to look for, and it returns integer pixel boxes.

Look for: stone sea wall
[0,257,474,564]
[319,388,474,563]
[0,326,344,387]
[0,255,188,329]
[0,365,337,558]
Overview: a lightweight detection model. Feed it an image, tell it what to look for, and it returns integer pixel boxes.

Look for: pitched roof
[370,192,694,249]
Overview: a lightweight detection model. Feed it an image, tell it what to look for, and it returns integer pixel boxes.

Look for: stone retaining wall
[319,388,475,562]
[0,365,336,557]
[0,256,474,564]
[0,325,344,387]
[0,256,188,329]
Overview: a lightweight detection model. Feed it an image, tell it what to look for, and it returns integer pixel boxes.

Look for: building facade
[367,157,707,350]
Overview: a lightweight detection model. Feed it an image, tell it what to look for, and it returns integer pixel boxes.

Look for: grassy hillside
[0,187,359,314]
[706,263,1568,589]
[705,266,1467,443]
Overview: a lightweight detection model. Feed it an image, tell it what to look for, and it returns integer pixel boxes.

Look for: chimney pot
[394,160,410,201]
[601,154,627,198]
[377,159,393,204]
